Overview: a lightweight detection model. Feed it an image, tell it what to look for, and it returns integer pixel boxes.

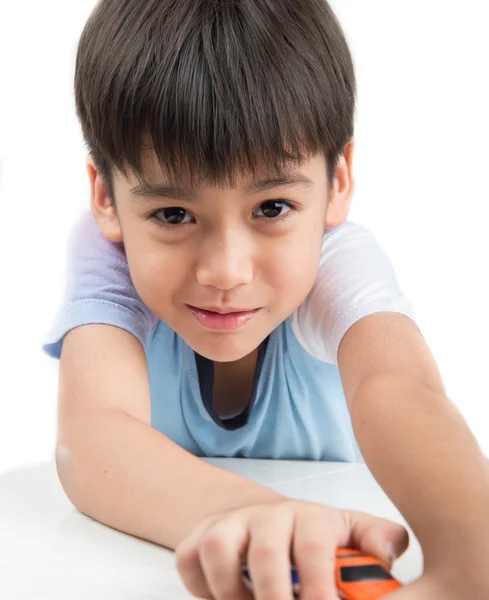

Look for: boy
[44,0,489,598]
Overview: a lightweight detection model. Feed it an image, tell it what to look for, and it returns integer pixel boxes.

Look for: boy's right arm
[56,323,281,551]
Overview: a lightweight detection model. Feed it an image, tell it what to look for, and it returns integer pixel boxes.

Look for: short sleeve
[42,211,154,359]
[290,221,417,365]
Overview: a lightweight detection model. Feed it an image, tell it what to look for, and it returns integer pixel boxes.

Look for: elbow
[55,443,89,515]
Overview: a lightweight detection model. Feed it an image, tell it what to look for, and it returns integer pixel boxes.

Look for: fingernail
[385,542,396,562]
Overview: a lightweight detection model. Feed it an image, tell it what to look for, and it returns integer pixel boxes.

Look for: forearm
[56,409,281,549]
[351,376,489,566]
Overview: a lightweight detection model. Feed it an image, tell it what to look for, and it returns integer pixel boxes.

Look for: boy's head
[76,0,357,361]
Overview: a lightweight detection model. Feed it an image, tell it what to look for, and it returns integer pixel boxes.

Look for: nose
[196,230,254,291]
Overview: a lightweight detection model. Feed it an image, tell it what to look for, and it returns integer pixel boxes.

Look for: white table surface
[0,459,423,599]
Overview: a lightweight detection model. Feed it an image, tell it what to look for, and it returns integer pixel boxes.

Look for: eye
[253,200,292,219]
[151,207,193,225]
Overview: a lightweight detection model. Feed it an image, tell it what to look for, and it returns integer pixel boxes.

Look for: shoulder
[290,220,416,364]
[320,219,382,261]
[43,211,154,359]
[67,210,127,265]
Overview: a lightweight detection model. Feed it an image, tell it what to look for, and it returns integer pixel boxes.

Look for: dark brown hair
[75,0,356,199]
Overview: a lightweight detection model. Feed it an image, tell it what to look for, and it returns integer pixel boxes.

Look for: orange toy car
[335,548,402,599]
[242,547,402,599]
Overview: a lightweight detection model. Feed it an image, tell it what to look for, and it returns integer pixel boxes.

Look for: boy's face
[90,149,354,362]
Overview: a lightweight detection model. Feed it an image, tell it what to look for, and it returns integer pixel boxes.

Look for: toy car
[334,548,402,599]
[242,547,402,599]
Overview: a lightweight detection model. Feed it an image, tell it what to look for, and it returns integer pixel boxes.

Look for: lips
[187,305,260,330]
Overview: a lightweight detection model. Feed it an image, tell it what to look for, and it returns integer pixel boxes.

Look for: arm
[338,312,489,570]
[58,323,410,600]
[57,324,281,550]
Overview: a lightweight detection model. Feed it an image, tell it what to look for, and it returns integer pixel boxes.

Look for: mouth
[186,305,260,330]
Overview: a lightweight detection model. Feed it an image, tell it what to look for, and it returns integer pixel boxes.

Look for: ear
[324,139,355,229]
[86,154,123,243]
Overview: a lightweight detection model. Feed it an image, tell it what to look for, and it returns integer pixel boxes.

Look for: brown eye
[154,207,192,225]
[254,200,291,219]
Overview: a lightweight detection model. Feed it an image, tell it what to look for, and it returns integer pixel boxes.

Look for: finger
[176,516,224,599]
[199,516,254,600]
[176,533,213,599]
[292,504,341,600]
[339,509,409,566]
[246,505,296,600]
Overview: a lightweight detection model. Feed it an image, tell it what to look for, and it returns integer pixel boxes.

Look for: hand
[175,498,409,600]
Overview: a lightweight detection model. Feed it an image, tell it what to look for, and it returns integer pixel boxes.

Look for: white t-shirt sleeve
[42,211,155,359]
[290,220,416,365]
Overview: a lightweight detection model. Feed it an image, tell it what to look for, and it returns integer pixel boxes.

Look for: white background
[0,0,487,474]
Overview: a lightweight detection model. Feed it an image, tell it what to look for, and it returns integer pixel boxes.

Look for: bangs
[76,0,355,189]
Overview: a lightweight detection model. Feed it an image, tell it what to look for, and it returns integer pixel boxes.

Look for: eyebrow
[246,173,315,195]
[130,172,315,201]
[130,183,194,201]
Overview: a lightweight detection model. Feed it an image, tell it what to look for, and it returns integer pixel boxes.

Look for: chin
[189,332,260,362]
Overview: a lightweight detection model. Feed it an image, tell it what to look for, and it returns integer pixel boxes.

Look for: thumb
[340,509,409,567]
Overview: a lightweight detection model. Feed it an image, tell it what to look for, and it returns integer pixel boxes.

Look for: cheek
[270,230,323,302]
[124,238,188,307]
